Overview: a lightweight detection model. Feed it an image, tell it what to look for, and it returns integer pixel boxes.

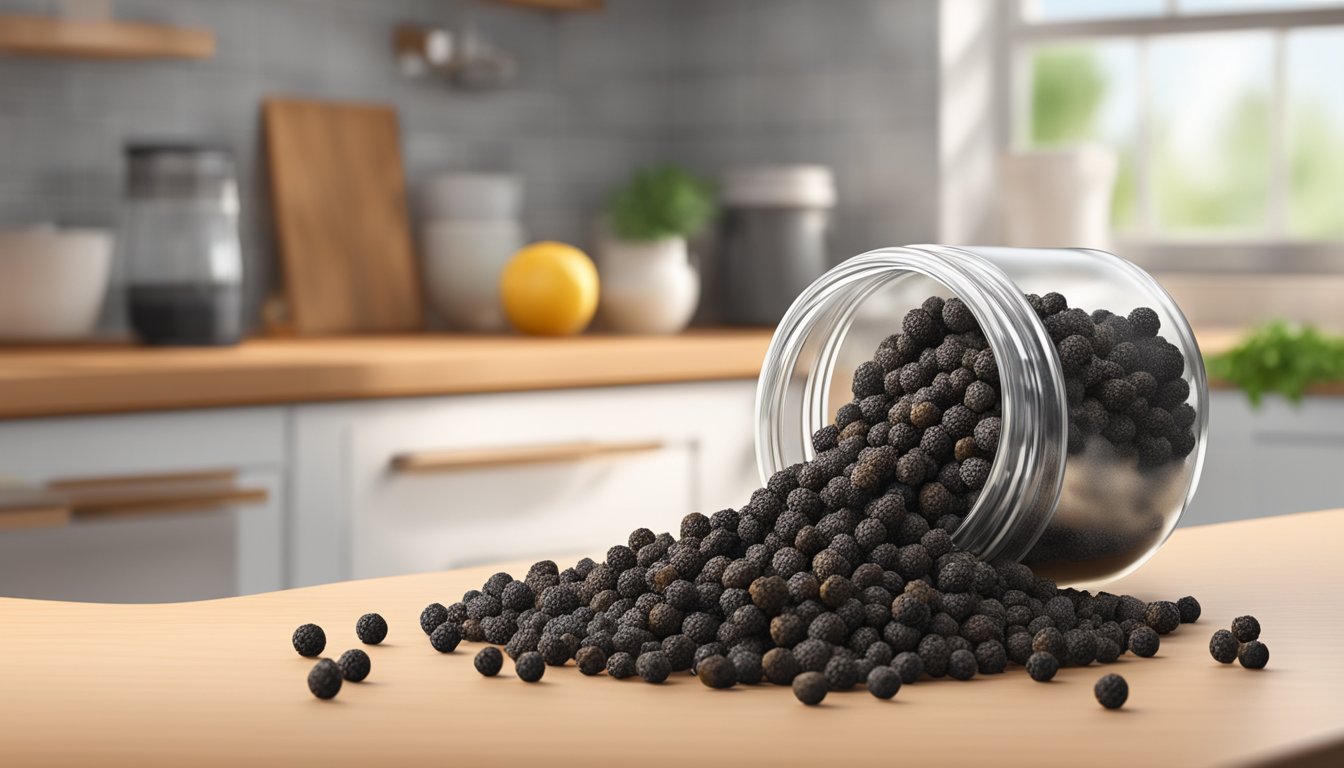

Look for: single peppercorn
[793,671,828,705]
[515,651,545,683]
[1026,651,1059,682]
[1209,630,1238,664]
[1231,615,1261,643]
[1177,596,1201,624]
[606,651,636,679]
[1094,673,1128,709]
[292,624,326,658]
[762,647,801,685]
[430,622,461,653]
[947,649,977,680]
[867,666,902,699]
[891,651,923,683]
[336,649,371,682]
[636,650,672,683]
[1238,640,1269,670]
[1145,601,1181,635]
[420,603,448,636]
[475,646,504,677]
[697,654,738,689]
[355,613,388,645]
[1129,625,1160,658]
[574,645,607,676]
[307,658,342,700]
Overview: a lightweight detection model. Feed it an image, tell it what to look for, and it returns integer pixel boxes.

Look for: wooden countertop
[0,327,1337,421]
[0,330,773,420]
[0,509,1339,767]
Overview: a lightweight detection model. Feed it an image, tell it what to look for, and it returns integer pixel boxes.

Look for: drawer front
[0,409,287,602]
[295,381,759,584]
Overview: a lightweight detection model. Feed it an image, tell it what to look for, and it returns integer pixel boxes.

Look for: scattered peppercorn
[420,603,448,636]
[1231,615,1261,643]
[292,624,326,658]
[792,671,828,705]
[1238,640,1269,670]
[606,652,636,679]
[307,658,342,699]
[1209,629,1239,664]
[867,666,902,699]
[1176,596,1201,624]
[1094,673,1128,709]
[430,622,461,653]
[1128,625,1160,658]
[475,646,504,676]
[336,649,371,682]
[1145,601,1181,635]
[637,651,671,683]
[697,655,738,689]
[515,651,545,683]
[1026,651,1059,682]
[947,649,977,680]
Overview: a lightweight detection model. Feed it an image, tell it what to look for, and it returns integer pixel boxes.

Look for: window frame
[1007,1,1344,264]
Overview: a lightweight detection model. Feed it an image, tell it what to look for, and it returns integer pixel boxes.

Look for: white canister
[422,219,525,332]
[0,227,112,340]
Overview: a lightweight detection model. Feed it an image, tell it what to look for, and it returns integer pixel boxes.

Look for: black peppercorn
[636,650,672,683]
[891,651,923,683]
[1231,615,1261,643]
[1209,629,1238,664]
[515,651,545,682]
[947,649,977,680]
[867,666,902,699]
[697,654,738,689]
[793,671,828,705]
[1238,640,1269,670]
[1026,651,1059,682]
[307,658,342,700]
[606,651,636,679]
[1128,625,1160,658]
[336,649,370,682]
[1145,601,1181,635]
[430,622,461,653]
[292,624,326,658]
[475,646,504,677]
[1094,673,1128,709]
[1175,596,1200,624]
[420,603,448,636]
[355,613,387,645]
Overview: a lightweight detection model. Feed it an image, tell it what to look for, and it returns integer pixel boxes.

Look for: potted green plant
[598,166,715,334]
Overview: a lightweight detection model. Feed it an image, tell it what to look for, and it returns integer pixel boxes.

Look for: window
[1013,0,1344,243]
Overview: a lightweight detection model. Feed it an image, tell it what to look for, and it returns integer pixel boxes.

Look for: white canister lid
[721,165,836,209]
[421,173,522,221]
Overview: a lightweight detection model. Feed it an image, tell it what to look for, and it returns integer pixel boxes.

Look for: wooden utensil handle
[391,439,664,474]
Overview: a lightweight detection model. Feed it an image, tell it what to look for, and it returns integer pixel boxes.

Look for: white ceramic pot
[422,219,525,331]
[0,228,112,340]
[421,174,522,221]
[598,236,700,335]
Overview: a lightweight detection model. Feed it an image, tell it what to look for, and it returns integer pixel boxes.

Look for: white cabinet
[1184,391,1344,527]
[0,408,286,602]
[290,381,759,586]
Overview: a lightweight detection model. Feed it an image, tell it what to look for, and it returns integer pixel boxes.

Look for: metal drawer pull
[392,439,664,473]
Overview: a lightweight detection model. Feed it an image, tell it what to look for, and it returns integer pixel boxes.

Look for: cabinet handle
[48,469,268,522]
[0,504,71,532]
[391,439,665,474]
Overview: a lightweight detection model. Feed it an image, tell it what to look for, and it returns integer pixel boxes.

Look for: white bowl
[0,228,112,341]
[421,219,526,332]
[421,173,522,221]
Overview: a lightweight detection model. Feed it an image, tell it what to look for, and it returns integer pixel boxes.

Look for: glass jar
[755,245,1208,584]
[122,144,243,346]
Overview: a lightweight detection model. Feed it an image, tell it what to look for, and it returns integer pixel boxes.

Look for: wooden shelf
[0,15,214,60]
[492,0,604,11]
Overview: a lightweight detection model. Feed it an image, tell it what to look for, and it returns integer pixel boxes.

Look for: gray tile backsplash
[0,0,938,331]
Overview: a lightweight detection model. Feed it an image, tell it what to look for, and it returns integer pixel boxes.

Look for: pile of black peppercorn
[402,295,1218,702]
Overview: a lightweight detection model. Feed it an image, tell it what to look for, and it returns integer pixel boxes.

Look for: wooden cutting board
[264,99,423,334]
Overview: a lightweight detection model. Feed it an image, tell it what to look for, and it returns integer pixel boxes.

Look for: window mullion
[1137,36,1155,237]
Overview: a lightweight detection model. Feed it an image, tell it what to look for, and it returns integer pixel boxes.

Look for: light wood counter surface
[1,509,1340,767]
[0,330,772,420]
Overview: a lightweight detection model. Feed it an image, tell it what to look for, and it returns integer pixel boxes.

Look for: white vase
[422,219,524,332]
[597,236,700,335]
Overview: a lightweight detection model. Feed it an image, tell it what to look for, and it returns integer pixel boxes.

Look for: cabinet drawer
[294,381,759,584]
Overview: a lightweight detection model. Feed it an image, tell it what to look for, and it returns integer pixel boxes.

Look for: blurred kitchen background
[0,0,1340,603]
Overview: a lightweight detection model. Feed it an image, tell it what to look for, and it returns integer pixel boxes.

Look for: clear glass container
[755,245,1208,584]
[122,144,243,346]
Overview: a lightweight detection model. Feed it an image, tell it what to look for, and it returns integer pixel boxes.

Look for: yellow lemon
[499,241,600,336]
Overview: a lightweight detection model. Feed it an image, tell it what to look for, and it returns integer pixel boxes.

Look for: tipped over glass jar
[755,246,1208,585]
